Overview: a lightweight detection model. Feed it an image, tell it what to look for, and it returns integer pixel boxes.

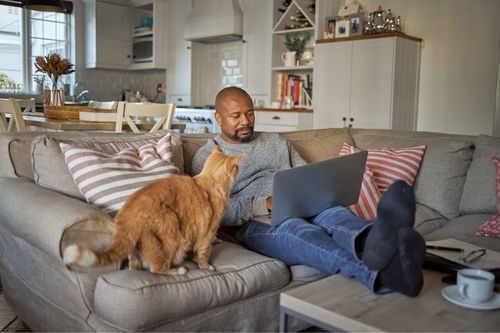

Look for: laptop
[254,151,368,227]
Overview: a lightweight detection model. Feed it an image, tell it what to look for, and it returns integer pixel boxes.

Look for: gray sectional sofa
[0,127,499,331]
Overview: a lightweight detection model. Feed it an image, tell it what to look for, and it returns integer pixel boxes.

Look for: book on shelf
[276,73,312,108]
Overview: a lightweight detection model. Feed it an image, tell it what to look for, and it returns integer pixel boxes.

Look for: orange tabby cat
[63,145,242,275]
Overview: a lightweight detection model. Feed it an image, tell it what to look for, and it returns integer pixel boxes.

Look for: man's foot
[378,227,425,297]
[362,180,416,270]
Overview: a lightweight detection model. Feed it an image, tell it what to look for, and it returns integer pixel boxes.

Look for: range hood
[185,0,243,43]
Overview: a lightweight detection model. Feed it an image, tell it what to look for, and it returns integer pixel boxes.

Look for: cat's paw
[199,264,215,272]
[177,266,188,275]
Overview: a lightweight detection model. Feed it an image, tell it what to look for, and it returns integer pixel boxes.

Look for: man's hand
[266,196,273,211]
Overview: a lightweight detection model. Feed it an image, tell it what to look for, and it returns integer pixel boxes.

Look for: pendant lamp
[24,0,66,13]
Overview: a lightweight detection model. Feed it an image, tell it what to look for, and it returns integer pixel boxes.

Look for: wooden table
[18,113,185,132]
[280,270,500,332]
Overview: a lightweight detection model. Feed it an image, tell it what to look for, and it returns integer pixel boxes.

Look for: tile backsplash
[191,41,244,106]
[76,68,166,103]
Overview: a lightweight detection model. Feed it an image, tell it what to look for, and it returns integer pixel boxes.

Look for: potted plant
[34,53,74,106]
[284,35,306,60]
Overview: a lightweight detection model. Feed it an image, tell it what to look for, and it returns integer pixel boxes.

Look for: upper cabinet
[83,0,168,70]
[270,0,341,109]
[313,34,422,130]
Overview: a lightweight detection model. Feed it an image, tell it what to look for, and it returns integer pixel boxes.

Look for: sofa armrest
[0,177,114,262]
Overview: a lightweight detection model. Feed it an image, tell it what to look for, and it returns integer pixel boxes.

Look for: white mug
[281,51,296,67]
[457,268,495,303]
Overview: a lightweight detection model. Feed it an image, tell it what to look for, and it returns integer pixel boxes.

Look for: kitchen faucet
[73,82,90,102]
[75,90,89,102]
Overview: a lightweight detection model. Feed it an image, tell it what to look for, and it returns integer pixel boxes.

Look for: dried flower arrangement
[34,53,74,90]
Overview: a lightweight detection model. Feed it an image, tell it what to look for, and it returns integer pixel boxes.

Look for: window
[0,4,72,94]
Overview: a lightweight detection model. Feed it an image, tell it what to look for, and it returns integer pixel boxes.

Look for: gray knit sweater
[192,133,306,226]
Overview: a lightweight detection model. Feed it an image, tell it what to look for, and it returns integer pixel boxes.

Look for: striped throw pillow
[339,143,381,220]
[60,133,179,216]
[340,143,426,193]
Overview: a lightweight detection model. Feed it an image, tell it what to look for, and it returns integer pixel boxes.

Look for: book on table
[425,238,500,272]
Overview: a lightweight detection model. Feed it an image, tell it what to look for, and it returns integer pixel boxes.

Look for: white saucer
[441,285,500,310]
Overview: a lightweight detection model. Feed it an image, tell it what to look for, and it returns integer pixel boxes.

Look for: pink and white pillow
[339,143,426,220]
[339,144,380,220]
[60,133,179,216]
[476,155,500,237]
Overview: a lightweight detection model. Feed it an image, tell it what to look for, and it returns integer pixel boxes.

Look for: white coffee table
[279,270,500,332]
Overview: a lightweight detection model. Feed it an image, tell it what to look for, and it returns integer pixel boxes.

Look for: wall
[360,0,500,136]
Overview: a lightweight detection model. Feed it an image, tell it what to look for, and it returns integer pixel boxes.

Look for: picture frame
[349,14,363,36]
[335,17,350,38]
[324,16,336,39]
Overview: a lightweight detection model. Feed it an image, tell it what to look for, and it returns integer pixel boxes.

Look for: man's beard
[228,126,254,143]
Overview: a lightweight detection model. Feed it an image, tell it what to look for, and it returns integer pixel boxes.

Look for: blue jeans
[237,206,379,291]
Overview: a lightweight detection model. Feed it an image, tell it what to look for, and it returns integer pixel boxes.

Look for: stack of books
[276,73,312,107]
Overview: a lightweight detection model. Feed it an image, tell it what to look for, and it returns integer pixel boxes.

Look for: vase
[43,88,65,106]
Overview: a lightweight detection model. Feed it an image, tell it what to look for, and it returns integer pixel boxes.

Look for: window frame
[0,4,73,95]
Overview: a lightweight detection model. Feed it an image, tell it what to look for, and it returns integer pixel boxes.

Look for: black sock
[378,227,425,297]
[362,180,416,270]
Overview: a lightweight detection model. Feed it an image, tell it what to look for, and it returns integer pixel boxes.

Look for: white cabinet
[166,0,191,105]
[255,109,313,132]
[84,0,132,69]
[130,0,168,70]
[313,34,422,130]
[84,0,168,70]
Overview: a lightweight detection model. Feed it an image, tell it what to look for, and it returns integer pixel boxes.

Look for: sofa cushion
[350,129,475,219]
[338,143,380,220]
[0,131,40,180]
[424,214,500,252]
[281,127,354,163]
[31,131,183,199]
[94,242,290,331]
[460,135,500,215]
[60,133,179,216]
[414,203,448,236]
[181,133,216,175]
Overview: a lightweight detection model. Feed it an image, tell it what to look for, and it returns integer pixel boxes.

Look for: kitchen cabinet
[313,33,422,130]
[254,109,313,132]
[84,0,131,69]
[166,0,192,105]
[84,0,168,70]
[129,0,168,70]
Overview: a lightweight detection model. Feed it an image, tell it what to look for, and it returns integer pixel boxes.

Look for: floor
[0,285,29,332]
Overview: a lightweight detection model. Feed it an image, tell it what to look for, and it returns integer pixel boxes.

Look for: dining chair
[16,98,37,113]
[0,98,27,133]
[88,100,118,110]
[115,102,176,133]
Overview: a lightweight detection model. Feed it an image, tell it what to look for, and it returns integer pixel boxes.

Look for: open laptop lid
[270,151,368,226]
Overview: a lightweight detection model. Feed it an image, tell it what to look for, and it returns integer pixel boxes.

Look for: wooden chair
[16,98,36,113]
[88,100,118,110]
[0,98,27,133]
[115,102,176,133]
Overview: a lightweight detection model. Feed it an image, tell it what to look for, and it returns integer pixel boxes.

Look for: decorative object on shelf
[349,13,363,36]
[307,0,315,14]
[364,5,401,34]
[34,53,74,106]
[278,0,292,13]
[324,16,336,38]
[284,35,306,61]
[285,10,312,29]
[301,49,314,66]
[335,17,350,38]
[338,0,363,16]
[281,51,296,67]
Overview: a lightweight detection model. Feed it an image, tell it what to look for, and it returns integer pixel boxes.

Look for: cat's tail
[63,226,135,267]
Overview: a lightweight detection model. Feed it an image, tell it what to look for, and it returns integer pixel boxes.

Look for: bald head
[215,86,253,115]
[214,86,255,144]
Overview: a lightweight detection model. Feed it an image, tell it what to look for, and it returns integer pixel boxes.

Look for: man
[192,86,425,297]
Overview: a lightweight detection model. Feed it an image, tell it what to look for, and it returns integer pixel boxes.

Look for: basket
[43,105,114,120]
